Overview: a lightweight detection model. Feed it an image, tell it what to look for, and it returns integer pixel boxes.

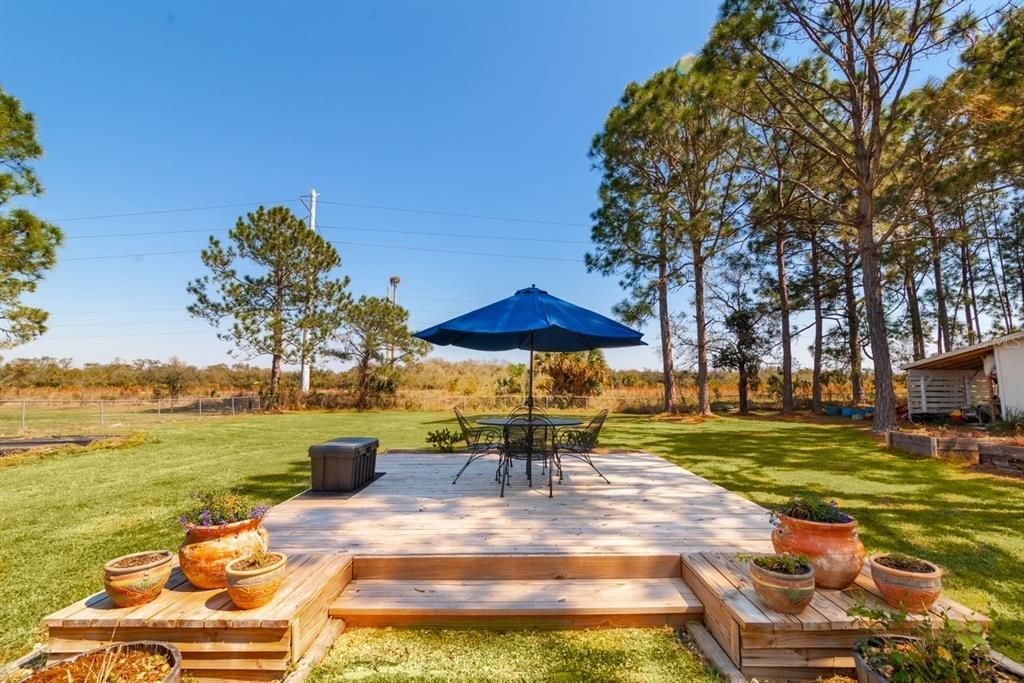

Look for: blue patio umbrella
[415,286,645,411]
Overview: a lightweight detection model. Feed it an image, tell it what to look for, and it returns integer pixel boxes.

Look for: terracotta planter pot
[226,552,287,609]
[772,513,865,589]
[869,554,943,613]
[21,641,181,683]
[103,550,174,608]
[750,560,816,614]
[178,518,269,589]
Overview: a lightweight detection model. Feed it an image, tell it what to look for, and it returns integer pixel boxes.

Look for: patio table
[478,416,583,484]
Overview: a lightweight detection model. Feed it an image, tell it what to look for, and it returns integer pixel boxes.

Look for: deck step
[329,577,703,628]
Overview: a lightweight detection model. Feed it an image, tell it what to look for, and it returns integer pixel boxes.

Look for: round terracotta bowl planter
[868,554,943,613]
[225,552,288,609]
[178,518,269,589]
[772,513,866,590]
[103,550,174,608]
[750,561,816,614]
[22,641,182,683]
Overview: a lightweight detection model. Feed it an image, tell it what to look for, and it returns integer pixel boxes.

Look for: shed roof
[902,331,1024,371]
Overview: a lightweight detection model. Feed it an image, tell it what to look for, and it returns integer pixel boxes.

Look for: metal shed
[902,331,1024,420]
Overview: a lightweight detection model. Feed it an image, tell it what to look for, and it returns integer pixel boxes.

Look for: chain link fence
[0,396,261,436]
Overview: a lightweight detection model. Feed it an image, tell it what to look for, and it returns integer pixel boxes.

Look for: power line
[62,250,197,261]
[329,240,580,263]
[67,228,227,240]
[58,242,583,264]
[316,199,590,229]
[48,197,591,230]
[319,224,588,245]
[52,307,185,315]
[62,223,589,246]
[48,319,199,328]
[39,331,214,340]
[53,200,300,223]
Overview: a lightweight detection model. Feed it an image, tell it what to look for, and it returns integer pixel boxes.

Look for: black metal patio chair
[499,409,557,498]
[554,409,610,484]
[450,407,504,485]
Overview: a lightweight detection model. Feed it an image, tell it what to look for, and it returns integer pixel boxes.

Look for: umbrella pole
[528,333,535,421]
[528,332,534,486]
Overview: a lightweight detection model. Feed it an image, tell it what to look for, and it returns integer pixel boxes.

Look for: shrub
[851,607,999,682]
[426,428,462,453]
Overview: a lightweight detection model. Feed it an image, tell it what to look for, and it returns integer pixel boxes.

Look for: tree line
[588,1,1023,431]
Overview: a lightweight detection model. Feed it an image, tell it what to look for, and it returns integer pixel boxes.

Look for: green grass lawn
[309,628,720,682]
[0,410,1021,672]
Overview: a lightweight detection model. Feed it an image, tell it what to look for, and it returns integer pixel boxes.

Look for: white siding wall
[994,344,1024,417]
[907,369,990,414]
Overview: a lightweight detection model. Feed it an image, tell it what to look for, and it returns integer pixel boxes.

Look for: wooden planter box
[887,431,1024,473]
[978,442,1024,474]
[886,431,980,464]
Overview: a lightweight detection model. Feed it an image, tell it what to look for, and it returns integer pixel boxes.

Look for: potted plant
[103,550,174,608]
[852,608,1020,683]
[869,552,943,613]
[771,494,865,590]
[744,553,816,614]
[177,490,270,589]
[18,641,181,683]
[225,549,288,609]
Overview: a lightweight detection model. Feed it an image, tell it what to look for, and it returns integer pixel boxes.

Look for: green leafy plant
[849,605,1002,682]
[232,549,283,571]
[426,428,461,453]
[178,489,270,528]
[876,552,938,574]
[739,552,812,576]
[773,494,852,524]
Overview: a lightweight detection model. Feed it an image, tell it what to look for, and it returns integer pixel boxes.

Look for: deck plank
[263,452,774,557]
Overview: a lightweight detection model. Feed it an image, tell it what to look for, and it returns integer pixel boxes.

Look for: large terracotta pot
[226,552,287,609]
[750,560,816,614]
[22,641,182,683]
[103,550,174,607]
[772,513,865,589]
[178,518,269,589]
[868,554,943,613]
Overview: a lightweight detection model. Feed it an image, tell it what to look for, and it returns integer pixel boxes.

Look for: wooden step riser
[338,613,699,629]
[352,554,683,580]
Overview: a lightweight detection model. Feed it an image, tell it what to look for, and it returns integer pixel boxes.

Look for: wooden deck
[41,451,1006,682]
[263,451,775,556]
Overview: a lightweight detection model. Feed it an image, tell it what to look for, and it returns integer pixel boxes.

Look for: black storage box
[309,437,379,492]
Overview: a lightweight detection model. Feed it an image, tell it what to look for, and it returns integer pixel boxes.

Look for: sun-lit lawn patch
[0,409,1021,667]
[308,627,720,682]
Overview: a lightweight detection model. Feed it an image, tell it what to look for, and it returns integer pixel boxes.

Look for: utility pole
[388,275,400,306]
[300,189,318,395]
[387,275,400,362]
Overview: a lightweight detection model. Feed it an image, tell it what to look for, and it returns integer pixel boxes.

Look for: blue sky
[3,1,726,371]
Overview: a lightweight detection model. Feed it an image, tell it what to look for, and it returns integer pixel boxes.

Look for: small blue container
[841,406,856,417]
[825,405,841,417]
